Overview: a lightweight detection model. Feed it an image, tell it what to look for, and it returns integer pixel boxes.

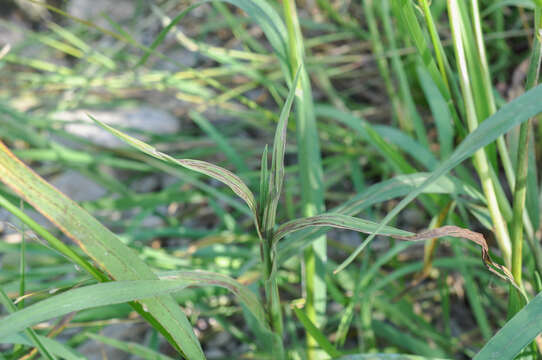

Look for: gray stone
[53,107,180,148]
[67,0,134,27]
[49,170,107,202]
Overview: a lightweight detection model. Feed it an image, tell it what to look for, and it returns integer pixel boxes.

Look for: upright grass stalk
[380,0,429,147]
[510,0,542,316]
[364,0,408,132]
[283,1,327,358]
[447,0,512,267]
[418,0,449,92]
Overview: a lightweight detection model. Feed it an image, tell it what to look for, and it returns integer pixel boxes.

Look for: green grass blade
[292,305,343,358]
[90,115,258,217]
[335,83,542,273]
[0,142,205,359]
[0,289,57,360]
[274,213,413,244]
[259,144,269,222]
[0,333,84,360]
[0,280,190,339]
[262,66,301,237]
[283,0,328,346]
[474,290,542,359]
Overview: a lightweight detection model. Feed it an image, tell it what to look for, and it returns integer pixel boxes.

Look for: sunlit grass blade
[283,0,328,354]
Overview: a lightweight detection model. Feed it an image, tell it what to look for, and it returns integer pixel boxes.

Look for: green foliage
[1,0,542,359]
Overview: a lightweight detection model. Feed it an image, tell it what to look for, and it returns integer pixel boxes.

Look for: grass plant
[1,1,542,359]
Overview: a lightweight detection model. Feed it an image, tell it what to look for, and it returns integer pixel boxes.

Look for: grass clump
[1,1,542,359]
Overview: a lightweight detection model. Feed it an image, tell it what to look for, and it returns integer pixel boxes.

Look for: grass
[1,0,542,359]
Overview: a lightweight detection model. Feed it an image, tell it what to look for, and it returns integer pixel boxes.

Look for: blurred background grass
[0,0,540,359]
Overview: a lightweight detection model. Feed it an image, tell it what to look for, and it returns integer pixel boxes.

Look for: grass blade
[474,290,542,359]
[0,142,205,359]
[0,289,57,360]
[90,115,258,217]
[274,214,412,244]
[1,334,84,360]
[0,280,189,339]
[261,66,301,237]
[292,304,343,358]
[335,82,542,273]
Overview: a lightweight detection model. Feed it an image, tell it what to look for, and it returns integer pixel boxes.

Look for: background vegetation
[1,0,542,359]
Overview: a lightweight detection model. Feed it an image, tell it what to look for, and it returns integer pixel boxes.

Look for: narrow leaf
[0,280,189,340]
[474,290,542,359]
[275,214,520,291]
[89,115,258,217]
[273,214,412,244]
[292,305,343,358]
[335,83,542,273]
[0,141,204,359]
[262,66,301,236]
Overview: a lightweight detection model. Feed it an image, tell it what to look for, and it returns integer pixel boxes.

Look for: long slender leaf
[292,305,343,358]
[278,172,483,264]
[335,83,542,273]
[474,290,542,359]
[261,66,301,237]
[0,334,85,360]
[273,213,413,244]
[90,115,258,217]
[0,280,189,339]
[0,141,205,359]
